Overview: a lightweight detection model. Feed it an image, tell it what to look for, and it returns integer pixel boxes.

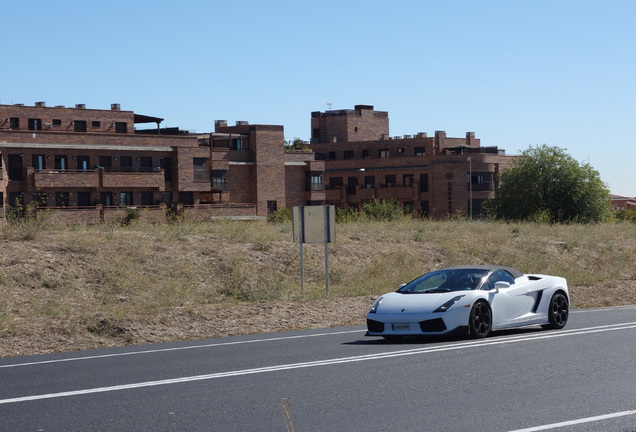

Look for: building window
[9,118,20,129]
[99,156,112,172]
[363,175,375,188]
[54,155,68,171]
[120,192,133,206]
[77,192,91,206]
[76,155,90,171]
[100,192,113,206]
[28,118,42,131]
[306,171,324,191]
[52,119,62,126]
[329,177,343,189]
[32,154,46,171]
[362,149,370,159]
[193,158,209,182]
[420,201,430,217]
[91,120,101,128]
[343,150,354,159]
[141,191,153,206]
[468,172,495,191]
[139,157,153,172]
[212,170,227,190]
[397,148,405,154]
[74,120,87,132]
[55,192,69,207]
[379,149,389,159]
[115,122,128,133]
[328,151,336,160]
[8,154,23,180]
[267,201,277,215]
[384,175,396,187]
[33,192,47,207]
[120,156,133,172]
[178,192,194,205]
[404,201,414,213]
[160,157,172,181]
[415,147,426,156]
[231,138,244,150]
[403,174,414,186]
[420,173,429,192]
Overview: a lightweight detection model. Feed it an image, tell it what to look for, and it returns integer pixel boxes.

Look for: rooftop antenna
[326,102,332,110]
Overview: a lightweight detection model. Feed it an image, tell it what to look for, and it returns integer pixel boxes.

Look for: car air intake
[367,319,385,333]
[419,318,447,332]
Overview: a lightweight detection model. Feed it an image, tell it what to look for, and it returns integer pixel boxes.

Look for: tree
[484,144,612,223]
[284,137,305,150]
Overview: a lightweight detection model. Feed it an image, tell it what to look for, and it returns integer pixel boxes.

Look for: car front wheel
[543,292,569,330]
[469,301,492,338]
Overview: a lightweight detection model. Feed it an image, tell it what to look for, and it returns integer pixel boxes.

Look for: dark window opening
[179,192,194,205]
[52,119,62,126]
[379,149,389,159]
[120,192,133,206]
[55,192,69,207]
[76,155,90,171]
[54,155,68,171]
[267,201,277,215]
[8,154,23,180]
[99,156,112,172]
[141,191,153,206]
[384,175,396,187]
[74,120,87,132]
[160,157,172,181]
[91,120,101,128]
[9,118,20,129]
[32,154,46,171]
[403,174,414,186]
[420,173,429,192]
[28,118,42,131]
[329,177,343,189]
[77,192,91,206]
[343,150,354,159]
[362,149,370,159]
[100,192,113,206]
[139,157,153,171]
[415,147,426,156]
[33,192,47,207]
[120,156,133,172]
[115,122,128,133]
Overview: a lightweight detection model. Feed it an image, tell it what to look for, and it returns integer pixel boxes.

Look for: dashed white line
[507,409,636,431]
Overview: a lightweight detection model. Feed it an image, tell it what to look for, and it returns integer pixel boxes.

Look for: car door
[486,270,536,327]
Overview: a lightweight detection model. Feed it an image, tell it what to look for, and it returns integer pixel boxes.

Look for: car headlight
[368,296,383,314]
[434,295,465,313]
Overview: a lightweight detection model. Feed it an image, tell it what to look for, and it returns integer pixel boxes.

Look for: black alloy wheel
[543,292,569,330]
[469,301,492,338]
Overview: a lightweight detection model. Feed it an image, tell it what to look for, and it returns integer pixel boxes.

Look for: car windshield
[398,268,489,293]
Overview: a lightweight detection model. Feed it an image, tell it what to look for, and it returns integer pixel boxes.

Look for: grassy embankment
[1,216,635,357]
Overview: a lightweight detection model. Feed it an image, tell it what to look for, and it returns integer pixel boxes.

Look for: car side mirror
[494,281,511,292]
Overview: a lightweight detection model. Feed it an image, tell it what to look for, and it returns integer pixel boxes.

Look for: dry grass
[1,217,635,358]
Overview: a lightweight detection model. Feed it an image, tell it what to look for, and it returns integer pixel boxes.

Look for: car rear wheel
[469,301,492,338]
[543,292,569,330]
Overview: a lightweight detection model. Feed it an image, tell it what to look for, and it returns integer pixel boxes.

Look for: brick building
[0,101,511,222]
[310,105,512,218]
[0,102,319,222]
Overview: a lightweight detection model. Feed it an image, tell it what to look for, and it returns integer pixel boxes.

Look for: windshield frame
[397,268,490,294]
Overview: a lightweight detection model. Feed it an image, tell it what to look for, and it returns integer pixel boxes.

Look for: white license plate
[392,323,410,331]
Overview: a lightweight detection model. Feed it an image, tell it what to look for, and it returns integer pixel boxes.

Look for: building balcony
[101,168,165,190]
[31,168,100,189]
[376,184,415,200]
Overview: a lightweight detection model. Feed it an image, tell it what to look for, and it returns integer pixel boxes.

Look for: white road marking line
[0,329,364,369]
[507,409,636,431]
[1,322,635,405]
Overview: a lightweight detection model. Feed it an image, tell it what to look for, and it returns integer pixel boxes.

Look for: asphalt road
[1,306,635,432]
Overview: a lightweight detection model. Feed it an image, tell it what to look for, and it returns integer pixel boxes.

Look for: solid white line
[0,329,365,369]
[0,322,635,405]
[507,409,636,431]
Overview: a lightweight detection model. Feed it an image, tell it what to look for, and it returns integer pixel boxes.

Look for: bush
[268,207,292,223]
[363,198,401,221]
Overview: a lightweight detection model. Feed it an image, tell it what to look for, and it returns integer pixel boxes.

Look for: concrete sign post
[292,205,336,294]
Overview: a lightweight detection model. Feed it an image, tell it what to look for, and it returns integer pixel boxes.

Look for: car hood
[376,291,470,314]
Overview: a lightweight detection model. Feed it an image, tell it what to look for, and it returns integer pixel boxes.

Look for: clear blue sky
[2,0,634,196]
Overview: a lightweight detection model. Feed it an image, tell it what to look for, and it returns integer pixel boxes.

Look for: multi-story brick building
[0,101,511,222]
[310,105,513,218]
[0,102,320,222]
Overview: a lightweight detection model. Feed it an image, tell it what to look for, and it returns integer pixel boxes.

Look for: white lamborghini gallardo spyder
[366,265,569,339]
